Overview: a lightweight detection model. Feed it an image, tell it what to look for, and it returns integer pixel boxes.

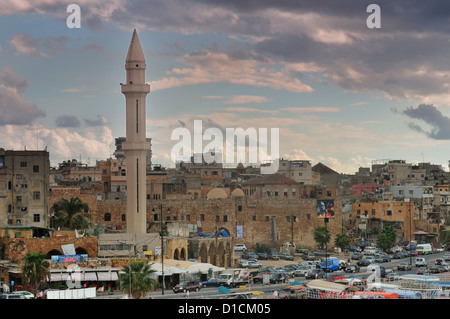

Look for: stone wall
[1,237,98,262]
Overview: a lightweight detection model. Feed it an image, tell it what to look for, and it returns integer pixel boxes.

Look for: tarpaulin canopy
[196,230,229,237]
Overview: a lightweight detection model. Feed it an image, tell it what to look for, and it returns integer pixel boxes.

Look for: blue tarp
[218,286,232,294]
[196,230,229,237]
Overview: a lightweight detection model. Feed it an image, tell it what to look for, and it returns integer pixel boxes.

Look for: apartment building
[0,149,50,228]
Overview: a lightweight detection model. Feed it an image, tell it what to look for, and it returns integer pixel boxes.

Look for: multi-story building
[0,149,50,228]
[277,159,313,185]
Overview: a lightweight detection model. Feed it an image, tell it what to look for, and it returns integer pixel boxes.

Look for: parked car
[294,266,312,277]
[357,258,371,267]
[200,278,219,287]
[240,259,262,268]
[305,269,326,279]
[257,252,269,260]
[241,251,259,259]
[304,253,316,260]
[234,244,247,251]
[416,267,430,275]
[345,264,360,273]
[397,262,413,271]
[11,291,35,299]
[430,265,446,273]
[385,272,400,281]
[351,252,363,260]
[375,253,392,263]
[393,252,404,259]
[269,272,288,284]
[0,294,26,299]
[313,250,326,257]
[280,253,294,261]
[252,272,271,284]
[267,249,280,260]
[173,281,202,293]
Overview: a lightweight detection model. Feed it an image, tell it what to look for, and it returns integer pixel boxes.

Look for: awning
[97,271,118,281]
[49,273,71,282]
[81,272,97,281]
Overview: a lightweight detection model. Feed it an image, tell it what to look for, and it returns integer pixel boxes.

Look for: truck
[320,257,340,272]
[416,243,432,255]
[217,268,250,288]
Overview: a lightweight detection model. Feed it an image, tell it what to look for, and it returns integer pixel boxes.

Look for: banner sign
[51,254,88,263]
[316,199,335,218]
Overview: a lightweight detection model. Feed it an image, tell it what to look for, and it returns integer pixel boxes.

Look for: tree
[334,232,350,251]
[376,226,397,252]
[117,261,158,299]
[314,226,331,250]
[51,197,90,230]
[21,252,50,294]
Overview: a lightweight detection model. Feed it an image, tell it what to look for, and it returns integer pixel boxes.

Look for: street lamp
[153,204,170,295]
[118,239,131,298]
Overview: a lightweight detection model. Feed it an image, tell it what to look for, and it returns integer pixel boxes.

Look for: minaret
[121,29,150,234]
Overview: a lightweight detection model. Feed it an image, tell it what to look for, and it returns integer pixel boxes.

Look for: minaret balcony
[121,83,150,94]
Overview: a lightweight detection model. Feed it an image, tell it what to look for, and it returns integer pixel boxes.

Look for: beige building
[277,159,313,185]
[0,149,50,228]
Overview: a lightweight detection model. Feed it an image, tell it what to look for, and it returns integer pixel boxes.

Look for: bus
[416,244,432,255]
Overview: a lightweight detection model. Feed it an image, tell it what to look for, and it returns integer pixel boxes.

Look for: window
[327,191,332,197]
[265,216,269,222]
[33,165,39,173]
[200,214,205,221]
[292,188,296,196]
[121,214,126,221]
[21,184,27,189]
[33,191,40,200]
[306,214,311,220]
[33,214,40,223]
[104,213,111,221]
[252,216,256,221]
[223,215,228,222]
[387,210,392,216]
[372,209,376,216]
[186,214,190,221]
[20,161,27,167]
[238,205,242,212]
[284,188,288,197]
[153,214,158,221]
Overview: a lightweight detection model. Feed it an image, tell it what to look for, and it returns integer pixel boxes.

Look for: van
[320,257,340,272]
[363,247,378,255]
[415,257,427,267]
[416,244,432,255]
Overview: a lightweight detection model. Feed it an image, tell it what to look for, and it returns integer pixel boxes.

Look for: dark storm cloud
[403,104,450,140]
[0,68,45,125]
[55,115,81,128]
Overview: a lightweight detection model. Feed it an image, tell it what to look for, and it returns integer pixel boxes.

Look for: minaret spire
[121,29,151,234]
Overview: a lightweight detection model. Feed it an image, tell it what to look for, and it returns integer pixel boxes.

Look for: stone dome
[231,188,245,197]
[207,188,228,199]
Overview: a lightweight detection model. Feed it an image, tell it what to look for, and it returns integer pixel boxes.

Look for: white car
[11,291,35,299]
[240,259,262,268]
[234,244,247,251]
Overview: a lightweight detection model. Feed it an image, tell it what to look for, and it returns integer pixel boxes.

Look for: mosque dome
[207,188,228,199]
[231,188,245,197]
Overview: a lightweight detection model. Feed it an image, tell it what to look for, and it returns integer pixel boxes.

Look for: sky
[1,0,450,174]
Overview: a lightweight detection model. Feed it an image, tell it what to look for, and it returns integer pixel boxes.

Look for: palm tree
[314,226,331,250]
[117,261,158,299]
[51,197,90,230]
[21,252,50,294]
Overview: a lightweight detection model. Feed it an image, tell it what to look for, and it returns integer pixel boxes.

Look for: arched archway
[46,249,63,259]
[199,243,208,263]
[180,248,186,260]
[217,242,225,267]
[75,247,88,256]
[174,248,179,260]
[208,242,216,265]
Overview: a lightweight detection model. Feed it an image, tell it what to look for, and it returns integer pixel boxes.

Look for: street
[100,251,449,299]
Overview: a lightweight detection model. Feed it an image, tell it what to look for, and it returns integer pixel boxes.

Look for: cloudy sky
[1,0,450,173]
